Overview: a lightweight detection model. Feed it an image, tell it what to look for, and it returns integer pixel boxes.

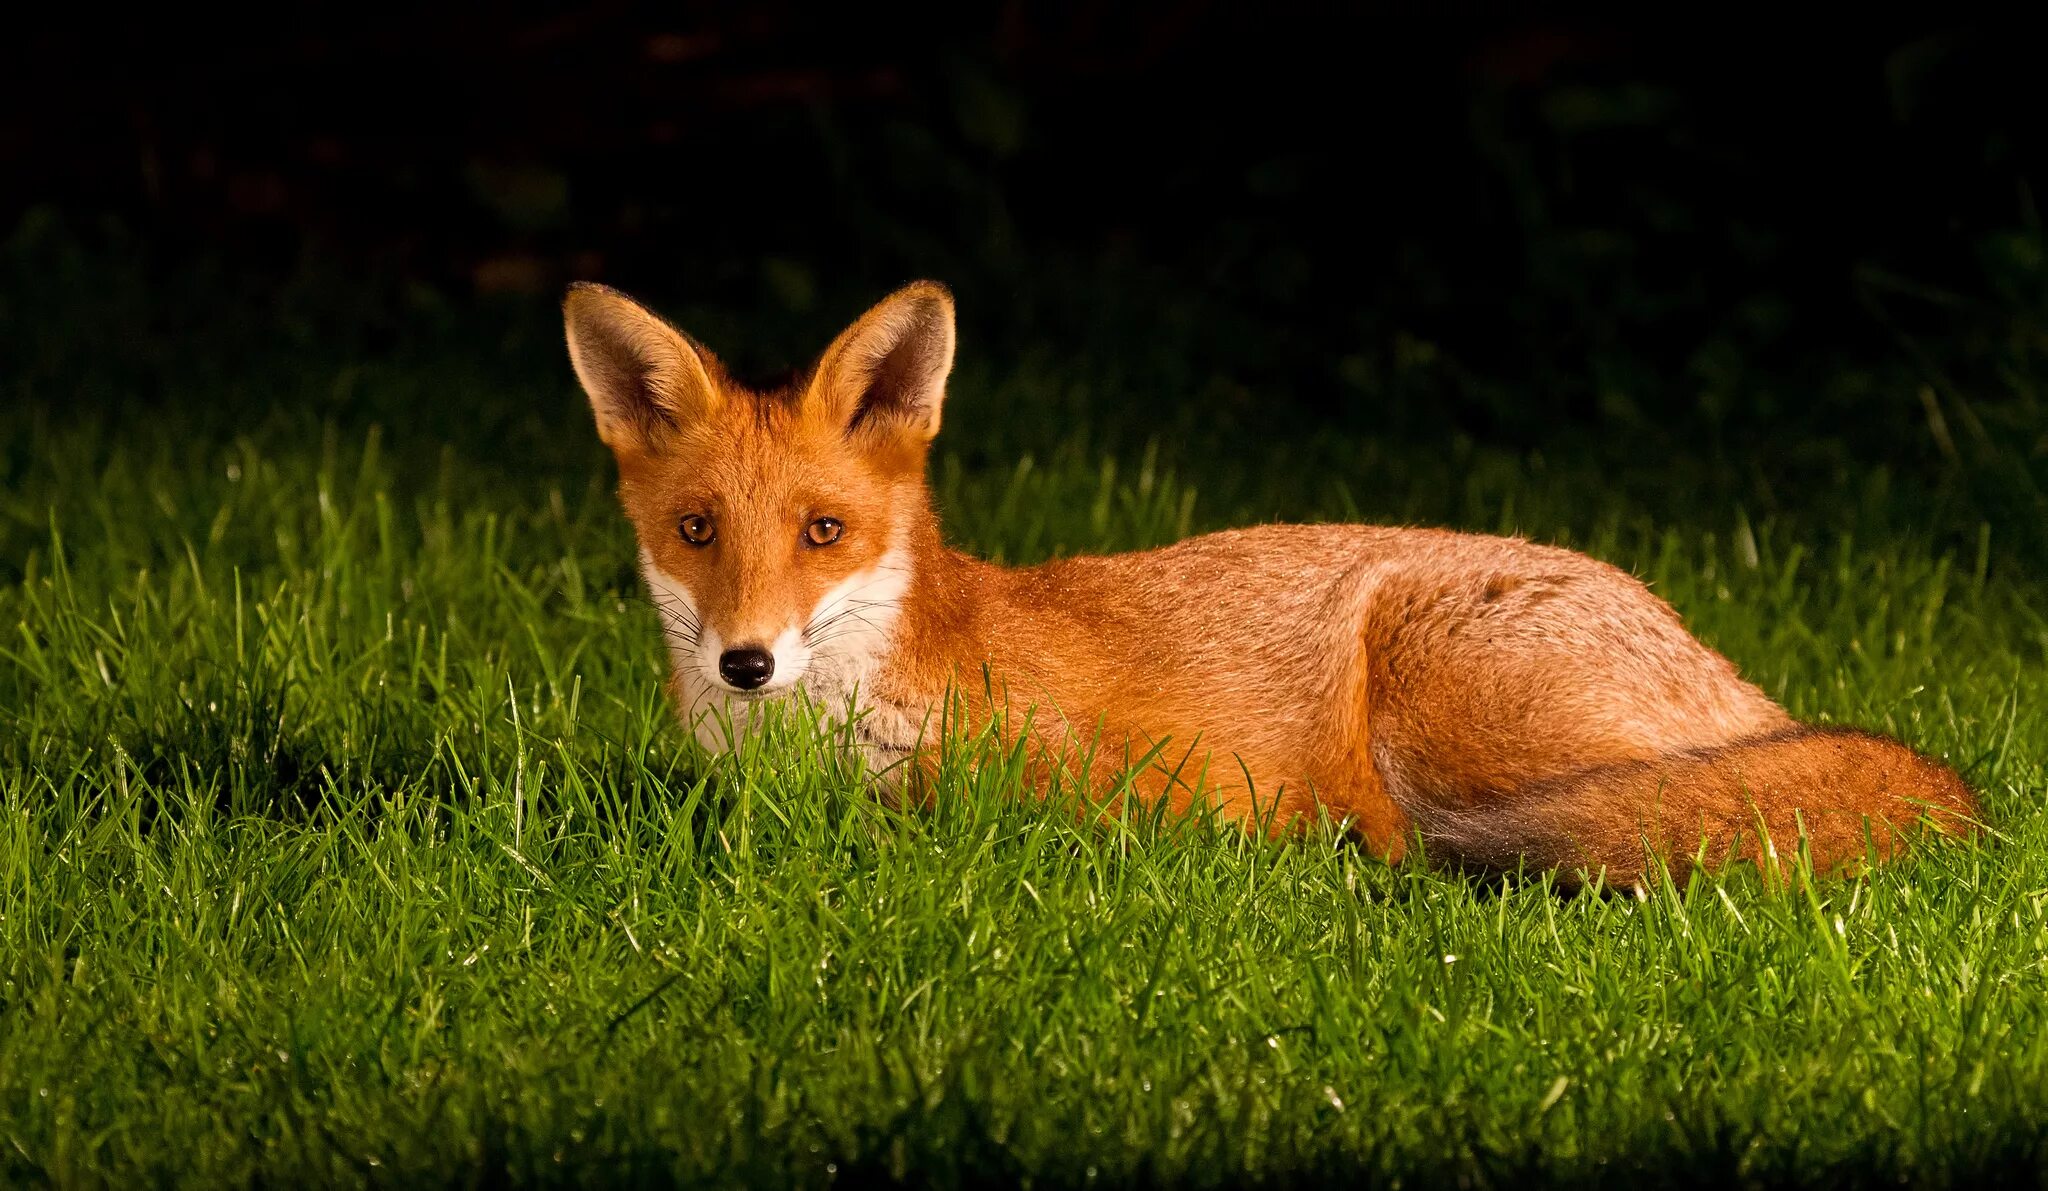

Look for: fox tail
[1415,727,1980,887]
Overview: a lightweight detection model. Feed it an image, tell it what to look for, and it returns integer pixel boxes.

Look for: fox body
[566,280,1977,885]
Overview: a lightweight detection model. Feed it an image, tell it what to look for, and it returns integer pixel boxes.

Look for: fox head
[564,280,954,732]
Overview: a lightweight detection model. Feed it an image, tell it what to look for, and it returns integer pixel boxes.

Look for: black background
[5,4,2044,478]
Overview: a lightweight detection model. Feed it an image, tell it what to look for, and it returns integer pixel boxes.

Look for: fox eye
[679,514,715,545]
[805,517,844,547]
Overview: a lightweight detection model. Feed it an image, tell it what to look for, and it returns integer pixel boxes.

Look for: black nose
[717,647,775,690]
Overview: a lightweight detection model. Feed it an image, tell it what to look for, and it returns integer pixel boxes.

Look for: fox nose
[717,646,775,690]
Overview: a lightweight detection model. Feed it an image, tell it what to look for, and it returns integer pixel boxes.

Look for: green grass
[4,298,2048,1188]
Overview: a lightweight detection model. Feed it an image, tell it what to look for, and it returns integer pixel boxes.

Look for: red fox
[564,280,1979,886]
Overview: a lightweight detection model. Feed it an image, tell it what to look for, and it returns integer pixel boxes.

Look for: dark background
[5,4,2045,553]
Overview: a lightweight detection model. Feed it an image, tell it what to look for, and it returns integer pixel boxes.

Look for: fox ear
[563,283,721,455]
[808,281,956,447]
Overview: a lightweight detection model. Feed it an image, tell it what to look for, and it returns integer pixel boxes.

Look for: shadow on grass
[334,1102,2048,1190]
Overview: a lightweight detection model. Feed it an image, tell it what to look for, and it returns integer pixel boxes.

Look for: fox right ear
[807,281,957,450]
[563,283,721,455]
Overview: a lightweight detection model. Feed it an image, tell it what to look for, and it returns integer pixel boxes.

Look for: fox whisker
[806,618,888,652]
[804,610,897,648]
[640,593,704,646]
[805,600,894,635]
[644,591,703,626]
[803,594,900,644]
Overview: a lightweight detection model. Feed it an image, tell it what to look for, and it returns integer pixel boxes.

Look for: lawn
[3,268,2047,1188]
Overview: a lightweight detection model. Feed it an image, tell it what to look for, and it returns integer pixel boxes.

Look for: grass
[3,286,2048,1188]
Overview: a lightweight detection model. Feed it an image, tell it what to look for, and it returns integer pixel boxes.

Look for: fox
[563,279,1980,887]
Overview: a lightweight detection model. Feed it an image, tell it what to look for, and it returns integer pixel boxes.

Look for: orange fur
[564,280,1981,885]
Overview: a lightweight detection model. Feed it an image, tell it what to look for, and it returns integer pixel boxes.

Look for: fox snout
[716,645,776,691]
[682,604,813,697]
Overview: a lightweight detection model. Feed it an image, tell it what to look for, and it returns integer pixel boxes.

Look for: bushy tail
[1419,727,1981,887]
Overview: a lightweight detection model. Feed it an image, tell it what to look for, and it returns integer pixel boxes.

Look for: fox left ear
[563,283,722,458]
[808,281,956,447]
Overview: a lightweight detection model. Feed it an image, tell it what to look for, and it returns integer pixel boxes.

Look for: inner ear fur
[808,281,957,446]
[563,282,721,455]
